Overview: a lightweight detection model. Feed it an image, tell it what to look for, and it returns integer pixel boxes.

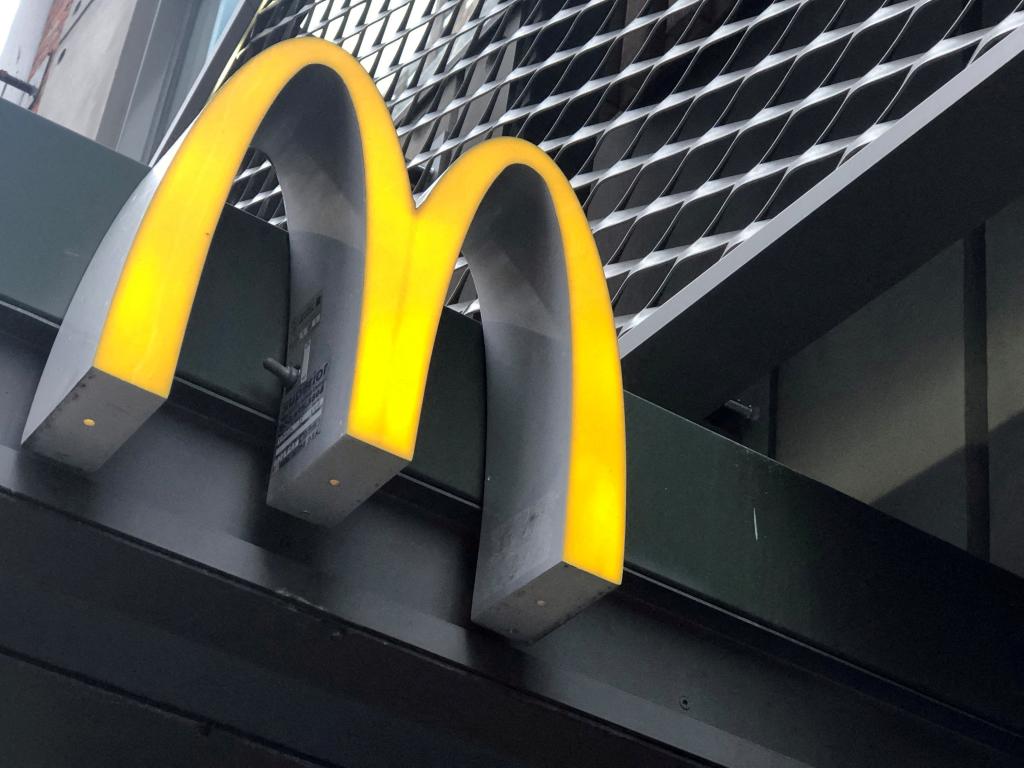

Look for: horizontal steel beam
[0,398,1015,767]
[2,302,1021,763]
[0,650,318,767]
[0,486,722,768]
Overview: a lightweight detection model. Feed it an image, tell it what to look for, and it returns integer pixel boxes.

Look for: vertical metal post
[963,225,990,560]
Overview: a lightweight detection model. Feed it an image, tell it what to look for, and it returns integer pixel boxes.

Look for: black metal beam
[0,488,723,768]
[0,431,1016,767]
[0,650,320,767]
[2,297,1022,763]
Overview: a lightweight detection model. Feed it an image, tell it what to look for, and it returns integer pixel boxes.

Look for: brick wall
[28,0,74,111]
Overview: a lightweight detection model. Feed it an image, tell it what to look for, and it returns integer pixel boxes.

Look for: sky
[0,0,22,56]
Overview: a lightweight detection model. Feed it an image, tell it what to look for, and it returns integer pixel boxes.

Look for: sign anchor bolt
[262,358,300,389]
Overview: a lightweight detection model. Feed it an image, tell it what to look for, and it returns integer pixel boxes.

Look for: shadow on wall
[856,404,1024,578]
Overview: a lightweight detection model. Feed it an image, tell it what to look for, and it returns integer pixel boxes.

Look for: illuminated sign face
[22,38,625,641]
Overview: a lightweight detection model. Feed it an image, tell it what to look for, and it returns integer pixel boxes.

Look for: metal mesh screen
[223,0,1024,331]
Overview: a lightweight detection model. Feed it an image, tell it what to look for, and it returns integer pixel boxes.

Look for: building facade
[1,1,1024,766]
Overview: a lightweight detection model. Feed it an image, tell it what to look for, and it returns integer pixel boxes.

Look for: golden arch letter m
[22,38,625,641]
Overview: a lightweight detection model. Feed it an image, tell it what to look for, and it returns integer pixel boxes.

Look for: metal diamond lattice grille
[224,0,1024,331]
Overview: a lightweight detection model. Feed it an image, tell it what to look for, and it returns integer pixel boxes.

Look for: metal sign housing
[21,38,626,641]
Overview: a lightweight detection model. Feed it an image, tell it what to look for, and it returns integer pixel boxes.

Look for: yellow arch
[91,37,624,584]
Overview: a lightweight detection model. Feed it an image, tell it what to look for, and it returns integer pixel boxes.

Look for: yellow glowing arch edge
[91,37,625,584]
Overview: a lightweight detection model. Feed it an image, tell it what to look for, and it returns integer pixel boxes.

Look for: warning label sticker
[273,362,328,473]
[273,293,328,472]
[291,294,322,346]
